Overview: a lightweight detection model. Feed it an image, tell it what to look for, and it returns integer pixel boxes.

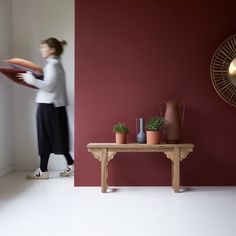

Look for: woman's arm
[19,63,58,92]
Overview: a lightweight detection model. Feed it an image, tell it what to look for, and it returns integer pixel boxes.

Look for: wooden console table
[87,143,194,193]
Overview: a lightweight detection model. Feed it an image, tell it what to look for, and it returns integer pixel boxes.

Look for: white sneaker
[26,168,49,180]
[60,164,74,177]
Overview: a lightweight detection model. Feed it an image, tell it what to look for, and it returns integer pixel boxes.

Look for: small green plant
[113,122,129,133]
[146,116,165,131]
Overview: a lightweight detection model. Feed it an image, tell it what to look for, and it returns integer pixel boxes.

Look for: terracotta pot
[115,132,127,144]
[146,130,160,144]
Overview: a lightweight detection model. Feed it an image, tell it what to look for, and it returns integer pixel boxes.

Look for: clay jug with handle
[159,100,185,144]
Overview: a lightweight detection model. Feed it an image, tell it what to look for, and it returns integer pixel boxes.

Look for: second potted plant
[113,122,129,144]
[146,116,165,144]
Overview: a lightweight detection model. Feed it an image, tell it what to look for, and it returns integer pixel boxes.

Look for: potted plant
[146,116,165,144]
[113,122,129,144]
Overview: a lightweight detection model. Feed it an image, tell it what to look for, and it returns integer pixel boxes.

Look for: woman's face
[40,43,55,58]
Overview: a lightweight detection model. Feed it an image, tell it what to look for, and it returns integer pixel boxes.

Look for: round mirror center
[228,58,236,87]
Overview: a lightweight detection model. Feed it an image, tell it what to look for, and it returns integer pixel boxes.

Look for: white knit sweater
[24,56,68,107]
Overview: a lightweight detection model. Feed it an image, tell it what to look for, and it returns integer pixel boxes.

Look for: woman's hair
[41,37,67,56]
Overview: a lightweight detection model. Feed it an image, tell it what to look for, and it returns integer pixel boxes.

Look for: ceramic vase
[136,118,146,143]
[160,100,184,144]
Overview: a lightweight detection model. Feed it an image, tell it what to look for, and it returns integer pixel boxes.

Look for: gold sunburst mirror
[210,34,236,107]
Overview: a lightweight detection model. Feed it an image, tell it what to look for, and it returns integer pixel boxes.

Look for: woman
[18,37,74,179]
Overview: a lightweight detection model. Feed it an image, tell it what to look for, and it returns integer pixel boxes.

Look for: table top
[87,143,194,152]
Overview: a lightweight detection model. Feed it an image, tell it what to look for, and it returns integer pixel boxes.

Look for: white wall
[0,0,14,175]
[12,0,74,170]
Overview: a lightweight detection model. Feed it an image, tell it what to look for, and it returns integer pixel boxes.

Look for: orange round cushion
[5,58,43,74]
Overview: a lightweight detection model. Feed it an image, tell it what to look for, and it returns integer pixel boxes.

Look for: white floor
[0,172,236,236]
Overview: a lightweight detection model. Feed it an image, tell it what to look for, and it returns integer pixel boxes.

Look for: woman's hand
[17,71,36,85]
[17,72,26,80]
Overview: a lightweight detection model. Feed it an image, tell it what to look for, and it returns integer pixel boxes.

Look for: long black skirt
[36,103,70,156]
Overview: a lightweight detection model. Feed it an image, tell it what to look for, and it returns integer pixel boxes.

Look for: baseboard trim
[14,164,38,171]
[14,164,65,171]
[0,165,14,176]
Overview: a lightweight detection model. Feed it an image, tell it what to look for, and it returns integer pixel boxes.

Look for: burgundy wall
[75,0,236,186]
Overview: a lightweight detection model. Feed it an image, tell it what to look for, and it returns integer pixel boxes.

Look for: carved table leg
[172,148,180,192]
[164,147,192,193]
[164,148,181,193]
[89,148,116,193]
[101,158,108,193]
[171,161,174,189]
